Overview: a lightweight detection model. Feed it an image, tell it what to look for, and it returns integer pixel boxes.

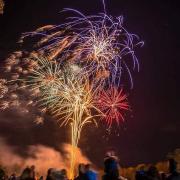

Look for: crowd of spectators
[0,152,179,180]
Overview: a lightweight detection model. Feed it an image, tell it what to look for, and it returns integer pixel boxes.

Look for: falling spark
[34,116,44,125]
[0,101,9,110]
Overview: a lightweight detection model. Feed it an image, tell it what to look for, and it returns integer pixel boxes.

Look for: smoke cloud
[0,137,90,176]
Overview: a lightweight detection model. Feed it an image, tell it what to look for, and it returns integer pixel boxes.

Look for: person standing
[167,159,180,180]
[102,151,120,180]
[84,164,97,180]
[75,164,86,180]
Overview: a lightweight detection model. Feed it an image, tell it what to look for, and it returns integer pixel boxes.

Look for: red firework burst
[96,87,129,128]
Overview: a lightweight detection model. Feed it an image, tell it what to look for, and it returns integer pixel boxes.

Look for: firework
[49,75,98,124]
[0,54,48,120]
[48,76,101,178]
[0,1,143,179]
[22,7,143,88]
[23,57,63,101]
[96,87,129,128]
[21,26,77,61]
[65,9,143,88]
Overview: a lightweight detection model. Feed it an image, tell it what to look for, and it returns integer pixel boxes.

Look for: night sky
[0,0,180,168]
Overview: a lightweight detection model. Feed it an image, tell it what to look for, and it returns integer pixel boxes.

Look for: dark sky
[0,0,180,168]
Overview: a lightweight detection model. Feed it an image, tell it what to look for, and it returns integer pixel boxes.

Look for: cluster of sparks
[0,2,143,179]
[21,7,143,88]
[96,87,129,128]
[0,52,46,123]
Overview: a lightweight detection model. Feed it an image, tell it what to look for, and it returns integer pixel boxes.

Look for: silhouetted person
[46,168,54,180]
[167,159,180,180]
[20,166,32,180]
[85,164,97,180]
[161,173,166,180]
[61,169,68,180]
[102,153,120,180]
[135,170,147,180]
[135,165,148,180]
[30,165,36,180]
[9,173,17,180]
[147,166,160,180]
[39,176,43,180]
[0,168,6,180]
[75,164,86,180]
[4,174,8,180]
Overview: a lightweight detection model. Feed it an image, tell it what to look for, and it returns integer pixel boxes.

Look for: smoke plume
[0,137,90,176]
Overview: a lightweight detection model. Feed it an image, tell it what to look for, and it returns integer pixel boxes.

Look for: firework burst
[49,75,100,126]
[21,57,65,109]
[21,7,143,89]
[96,86,130,128]
[25,57,62,90]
